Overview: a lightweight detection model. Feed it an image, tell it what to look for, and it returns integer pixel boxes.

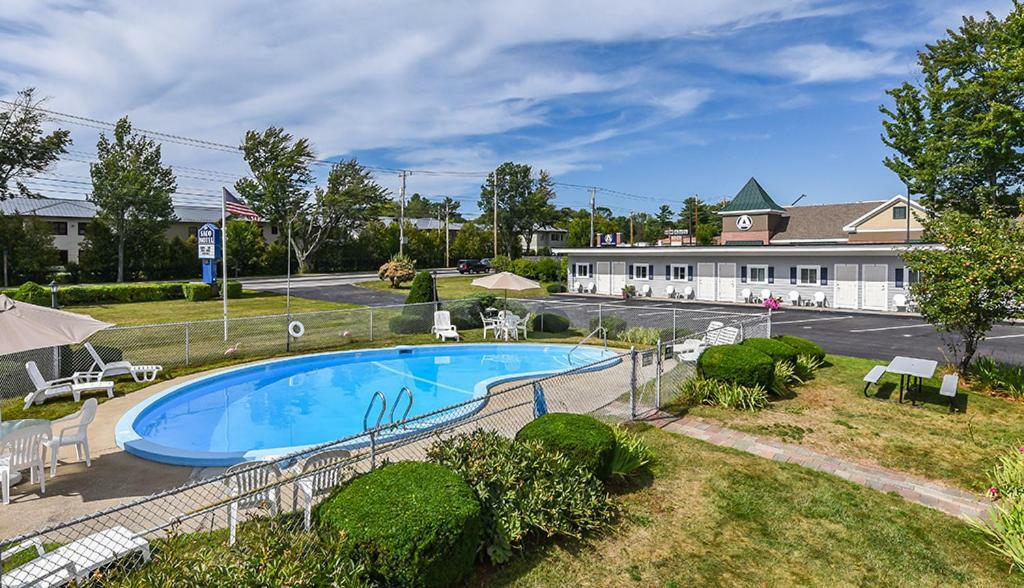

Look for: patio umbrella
[471,271,540,307]
[0,294,112,356]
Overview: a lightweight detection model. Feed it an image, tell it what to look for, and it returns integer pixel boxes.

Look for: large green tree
[225,220,268,277]
[0,214,58,286]
[450,220,490,260]
[89,117,177,282]
[477,162,558,258]
[0,88,72,200]
[235,127,315,226]
[881,3,1024,216]
[902,211,1024,374]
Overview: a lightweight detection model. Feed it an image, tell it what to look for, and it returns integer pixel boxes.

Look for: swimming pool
[115,343,618,466]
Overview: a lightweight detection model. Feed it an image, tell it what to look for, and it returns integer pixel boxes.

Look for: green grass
[63,290,360,326]
[668,354,1024,493]
[471,426,1021,587]
[356,275,552,300]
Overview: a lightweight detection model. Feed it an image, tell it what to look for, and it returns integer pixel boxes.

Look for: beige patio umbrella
[472,272,540,341]
[0,294,112,356]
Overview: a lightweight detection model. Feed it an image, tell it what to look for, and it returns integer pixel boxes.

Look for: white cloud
[771,43,907,83]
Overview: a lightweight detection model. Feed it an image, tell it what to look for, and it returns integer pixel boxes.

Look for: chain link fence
[0,298,768,587]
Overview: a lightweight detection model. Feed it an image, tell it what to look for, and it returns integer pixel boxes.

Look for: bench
[863,365,886,397]
[940,373,959,412]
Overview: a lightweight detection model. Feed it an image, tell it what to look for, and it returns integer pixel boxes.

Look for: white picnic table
[886,356,938,403]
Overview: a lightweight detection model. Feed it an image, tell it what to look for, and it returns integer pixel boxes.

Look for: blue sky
[0,1,1010,217]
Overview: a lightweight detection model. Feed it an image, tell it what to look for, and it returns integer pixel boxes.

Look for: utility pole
[629,211,634,245]
[692,194,699,246]
[492,168,499,258]
[905,183,911,243]
[398,170,409,256]
[444,200,451,267]
[589,187,597,247]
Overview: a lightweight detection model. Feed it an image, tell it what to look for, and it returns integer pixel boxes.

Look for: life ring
[288,320,305,338]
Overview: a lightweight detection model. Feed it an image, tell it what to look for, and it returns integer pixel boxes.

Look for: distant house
[523,226,568,252]
[378,216,462,238]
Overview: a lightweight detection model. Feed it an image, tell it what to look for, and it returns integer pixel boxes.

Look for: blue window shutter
[767,266,774,284]
[589,263,594,276]
[894,268,904,288]
[790,267,797,285]
[820,267,828,285]
[648,264,654,280]
[571,264,576,277]
[665,265,671,280]
[628,265,634,279]
[740,266,747,283]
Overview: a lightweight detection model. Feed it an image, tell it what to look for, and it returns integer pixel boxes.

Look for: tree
[477,162,557,258]
[655,204,675,230]
[695,224,718,245]
[451,221,490,260]
[0,88,72,200]
[902,211,1024,375]
[437,196,463,222]
[0,214,58,286]
[225,220,268,277]
[881,4,1024,217]
[89,117,177,282]
[235,127,315,226]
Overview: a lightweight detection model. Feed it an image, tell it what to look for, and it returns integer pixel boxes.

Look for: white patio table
[1,418,51,485]
[886,356,938,404]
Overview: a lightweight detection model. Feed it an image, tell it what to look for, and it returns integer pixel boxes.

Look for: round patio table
[1,419,51,485]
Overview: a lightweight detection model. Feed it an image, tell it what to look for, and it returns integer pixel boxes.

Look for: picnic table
[886,356,938,403]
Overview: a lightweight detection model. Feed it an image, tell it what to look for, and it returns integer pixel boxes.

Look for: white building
[523,226,568,252]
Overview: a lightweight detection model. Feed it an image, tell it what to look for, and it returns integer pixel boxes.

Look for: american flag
[223,188,260,220]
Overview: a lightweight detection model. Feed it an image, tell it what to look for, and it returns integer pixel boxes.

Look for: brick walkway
[600,403,992,521]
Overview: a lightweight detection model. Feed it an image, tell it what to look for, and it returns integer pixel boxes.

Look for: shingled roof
[719,177,786,214]
[771,201,883,242]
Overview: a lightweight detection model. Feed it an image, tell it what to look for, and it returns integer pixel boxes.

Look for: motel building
[555,177,935,313]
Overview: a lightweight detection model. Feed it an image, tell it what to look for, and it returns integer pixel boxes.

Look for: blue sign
[598,232,620,247]
[197,224,221,260]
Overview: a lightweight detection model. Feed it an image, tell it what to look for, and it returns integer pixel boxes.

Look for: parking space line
[986,333,1024,340]
[772,316,853,325]
[848,324,934,333]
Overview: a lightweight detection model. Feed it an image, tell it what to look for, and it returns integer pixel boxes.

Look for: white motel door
[610,262,626,295]
[833,264,859,309]
[862,264,889,311]
[697,263,716,301]
[596,262,611,295]
[717,263,737,303]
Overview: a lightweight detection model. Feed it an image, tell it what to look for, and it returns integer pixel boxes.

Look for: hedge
[741,337,799,365]
[182,282,213,302]
[590,315,626,338]
[532,313,570,333]
[546,282,566,294]
[6,281,51,306]
[316,461,482,588]
[697,344,774,388]
[773,335,826,361]
[221,280,243,299]
[1,281,226,306]
[516,413,617,481]
[389,313,431,334]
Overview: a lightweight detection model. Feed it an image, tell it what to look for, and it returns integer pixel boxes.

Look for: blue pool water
[115,343,617,466]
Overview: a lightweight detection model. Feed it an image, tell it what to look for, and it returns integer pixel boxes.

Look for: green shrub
[770,361,803,396]
[608,426,654,481]
[427,430,616,564]
[532,313,570,333]
[516,413,617,481]
[970,357,1024,399]
[316,461,482,588]
[697,344,773,388]
[489,255,512,272]
[446,298,485,329]
[219,280,243,299]
[56,282,184,305]
[182,282,213,302]
[794,354,825,380]
[742,337,799,365]
[10,281,50,306]
[389,313,431,334]
[546,282,566,294]
[378,254,416,288]
[590,315,626,338]
[406,271,436,305]
[773,335,826,362]
[678,377,769,411]
[618,326,661,346]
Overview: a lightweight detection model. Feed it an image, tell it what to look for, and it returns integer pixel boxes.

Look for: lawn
[61,290,359,326]
[357,274,552,301]
[473,425,1020,587]
[666,354,1024,493]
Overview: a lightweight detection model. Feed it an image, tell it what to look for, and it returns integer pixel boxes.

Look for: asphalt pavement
[240,269,460,307]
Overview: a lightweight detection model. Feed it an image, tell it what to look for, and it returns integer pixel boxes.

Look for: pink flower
[988,487,1001,500]
[1017,447,1024,453]
[762,297,781,311]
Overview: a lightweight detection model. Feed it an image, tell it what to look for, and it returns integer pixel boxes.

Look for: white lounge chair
[0,525,150,588]
[675,321,724,362]
[1,424,48,505]
[788,291,801,306]
[677,325,739,362]
[23,361,113,410]
[666,285,676,298]
[814,291,826,307]
[430,311,459,341]
[741,288,752,303]
[295,449,351,531]
[82,343,162,383]
[43,398,97,478]
[222,461,282,545]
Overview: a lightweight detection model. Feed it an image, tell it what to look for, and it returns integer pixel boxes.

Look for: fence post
[629,346,637,419]
[184,322,191,367]
[540,302,545,332]
[369,431,377,470]
[369,308,374,341]
[655,338,662,409]
[672,308,677,341]
[739,321,745,341]
[766,310,772,338]
[598,303,603,331]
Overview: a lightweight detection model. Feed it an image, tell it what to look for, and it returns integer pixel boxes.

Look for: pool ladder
[362,387,414,469]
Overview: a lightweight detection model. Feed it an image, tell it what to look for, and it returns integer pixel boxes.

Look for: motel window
[892,206,907,220]
[77,222,89,236]
[907,268,921,284]
[798,266,819,286]
[633,264,649,280]
[550,232,563,242]
[747,264,768,284]
[575,263,590,278]
[670,264,688,281]
[271,225,279,235]
[50,221,68,236]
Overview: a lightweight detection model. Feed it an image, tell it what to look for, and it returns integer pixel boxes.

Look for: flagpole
[221,189,228,342]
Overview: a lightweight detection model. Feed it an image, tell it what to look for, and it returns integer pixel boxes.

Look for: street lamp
[49,280,58,309]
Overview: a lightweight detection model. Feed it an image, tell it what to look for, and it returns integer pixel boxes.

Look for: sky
[0,0,1012,218]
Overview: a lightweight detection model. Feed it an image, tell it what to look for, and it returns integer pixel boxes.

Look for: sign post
[197,223,221,285]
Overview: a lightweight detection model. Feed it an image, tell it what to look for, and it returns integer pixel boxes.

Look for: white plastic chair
[222,461,283,545]
[893,294,907,311]
[82,343,162,383]
[502,313,521,341]
[587,282,596,293]
[295,449,351,531]
[518,313,532,340]
[43,398,97,478]
[788,291,801,305]
[430,310,459,341]
[683,286,693,299]
[23,361,113,410]
[814,291,826,307]
[1,424,48,504]
[741,288,752,303]
[641,284,652,297]
[760,289,772,302]
[665,285,676,298]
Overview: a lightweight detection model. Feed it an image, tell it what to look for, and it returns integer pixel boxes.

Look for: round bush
[446,299,484,329]
[316,461,482,588]
[516,413,617,481]
[11,282,50,306]
[773,335,826,361]
[406,271,436,305]
[741,337,799,365]
[545,282,566,294]
[697,344,774,388]
[532,313,570,333]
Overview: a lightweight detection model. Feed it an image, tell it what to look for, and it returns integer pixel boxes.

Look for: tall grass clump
[970,357,1024,399]
[973,445,1024,572]
[678,377,769,412]
[608,426,655,481]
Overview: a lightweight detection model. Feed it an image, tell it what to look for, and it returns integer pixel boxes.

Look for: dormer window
[892,206,907,220]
